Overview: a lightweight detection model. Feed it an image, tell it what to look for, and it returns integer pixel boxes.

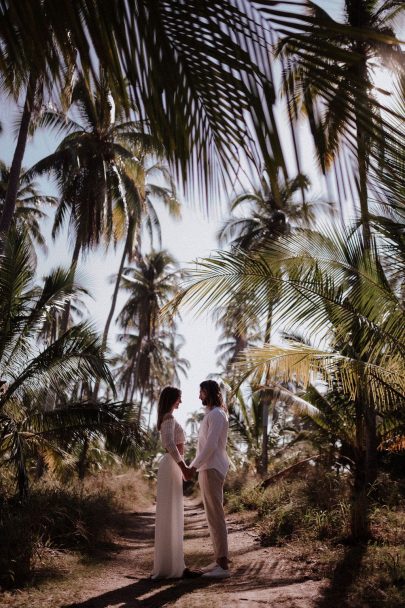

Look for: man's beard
[202,398,208,406]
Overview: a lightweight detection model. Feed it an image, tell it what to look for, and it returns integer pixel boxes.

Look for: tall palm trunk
[355,111,371,249]
[124,356,136,402]
[349,52,377,540]
[93,218,136,400]
[77,435,90,481]
[77,381,92,480]
[351,379,370,541]
[60,236,81,335]
[0,73,37,237]
[260,303,273,475]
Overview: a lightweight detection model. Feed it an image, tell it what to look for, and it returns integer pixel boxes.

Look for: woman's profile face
[173,393,182,409]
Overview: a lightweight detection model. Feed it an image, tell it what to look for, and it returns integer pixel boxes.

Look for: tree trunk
[101,232,129,348]
[260,303,273,475]
[147,384,154,431]
[355,115,371,249]
[349,52,377,541]
[35,453,46,480]
[93,219,135,401]
[0,73,37,236]
[260,397,269,475]
[60,236,81,335]
[17,458,29,501]
[350,381,370,542]
[364,396,378,486]
[136,385,145,424]
[77,435,90,481]
[123,359,135,402]
[348,354,375,532]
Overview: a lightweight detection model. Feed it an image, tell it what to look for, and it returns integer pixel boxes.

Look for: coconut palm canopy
[27,73,165,253]
[0,0,286,201]
[168,221,405,474]
[1,0,402,206]
[0,161,57,252]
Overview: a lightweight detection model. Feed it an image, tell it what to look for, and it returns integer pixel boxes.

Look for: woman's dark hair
[157,386,181,430]
[200,380,227,411]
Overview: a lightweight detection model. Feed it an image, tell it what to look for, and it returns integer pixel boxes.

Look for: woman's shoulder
[161,413,174,424]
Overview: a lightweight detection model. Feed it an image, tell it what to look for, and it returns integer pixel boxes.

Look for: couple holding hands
[152,380,230,580]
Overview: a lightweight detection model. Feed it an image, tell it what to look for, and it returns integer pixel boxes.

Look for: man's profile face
[199,387,208,405]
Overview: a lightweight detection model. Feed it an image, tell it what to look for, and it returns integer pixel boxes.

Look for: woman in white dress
[151,386,199,579]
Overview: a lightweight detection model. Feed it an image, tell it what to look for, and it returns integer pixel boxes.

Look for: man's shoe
[201,561,218,573]
[182,567,203,579]
[201,565,230,579]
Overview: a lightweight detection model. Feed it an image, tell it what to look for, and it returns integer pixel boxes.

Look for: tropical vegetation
[0,0,403,601]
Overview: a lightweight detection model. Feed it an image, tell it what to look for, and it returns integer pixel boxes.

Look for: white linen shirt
[191,407,229,477]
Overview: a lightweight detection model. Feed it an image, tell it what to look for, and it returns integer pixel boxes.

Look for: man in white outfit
[188,379,230,579]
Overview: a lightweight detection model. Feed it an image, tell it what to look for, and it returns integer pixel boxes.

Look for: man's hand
[187,466,197,480]
[182,466,197,481]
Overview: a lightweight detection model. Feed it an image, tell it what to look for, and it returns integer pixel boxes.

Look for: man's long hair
[200,380,227,411]
[157,386,181,430]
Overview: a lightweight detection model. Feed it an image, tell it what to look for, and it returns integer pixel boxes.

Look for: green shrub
[225,484,269,513]
[258,502,304,545]
[347,546,405,608]
[0,508,37,588]
[225,465,352,545]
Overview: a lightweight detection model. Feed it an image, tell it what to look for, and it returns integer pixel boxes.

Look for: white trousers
[199,468,229,559]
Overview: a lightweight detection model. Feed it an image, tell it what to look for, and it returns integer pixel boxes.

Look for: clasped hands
[180,462,196,481]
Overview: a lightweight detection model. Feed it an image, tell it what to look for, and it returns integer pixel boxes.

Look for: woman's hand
[183,465,197,481]
[179,461,191,480]
[187,466,197,480]
[178,462,196,481]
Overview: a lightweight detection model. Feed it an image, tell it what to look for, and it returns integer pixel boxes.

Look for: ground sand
[0,498,331,608]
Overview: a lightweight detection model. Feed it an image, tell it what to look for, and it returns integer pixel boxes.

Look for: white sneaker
[201,561,218,573]
[201,565,230,579]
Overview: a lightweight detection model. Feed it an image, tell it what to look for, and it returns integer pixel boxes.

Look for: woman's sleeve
[160,417,183,463]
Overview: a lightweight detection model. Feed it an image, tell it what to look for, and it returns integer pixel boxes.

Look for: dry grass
[84,467,154,512]
[224,465,405,608]
[0,468,153,591]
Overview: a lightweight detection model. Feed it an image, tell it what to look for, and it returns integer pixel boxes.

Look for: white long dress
[151,415,186,579]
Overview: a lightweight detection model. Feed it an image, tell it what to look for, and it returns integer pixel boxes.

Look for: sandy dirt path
[1,498,330,608]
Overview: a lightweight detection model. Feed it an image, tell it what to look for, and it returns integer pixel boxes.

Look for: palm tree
[275,0,404,245]
[115,328,189,428]
[28,72,163,333]
[218,172,327,473]
[97,161,181,376]
[118,250,180,336]
[161,333,190,387]
[275,4,404,511]
[213,297,262,460]
[171,221,404,540]
[228,388,263,472]
[0,0,292,235]
[215,297,262,373]
[369,74,405,283]
[218,174,321,250]
[0,0,76,236]
[0,161,57,252]
[116,249,184,422]
[0,228,134,497]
